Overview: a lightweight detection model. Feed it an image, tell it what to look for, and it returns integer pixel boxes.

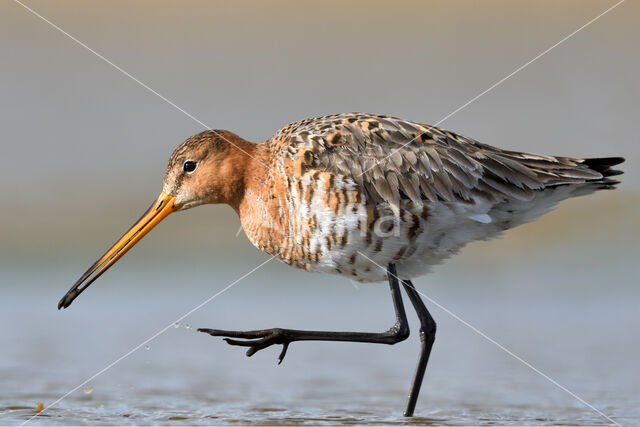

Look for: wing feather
[273,113,611,208]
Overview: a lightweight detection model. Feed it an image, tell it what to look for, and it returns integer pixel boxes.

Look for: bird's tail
[577,157,625,189]
[491,156,625,229]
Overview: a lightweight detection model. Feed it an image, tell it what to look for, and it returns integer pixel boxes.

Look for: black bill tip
[58,289,79,310]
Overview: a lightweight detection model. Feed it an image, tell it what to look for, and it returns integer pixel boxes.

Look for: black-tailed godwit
[59,112,624,416]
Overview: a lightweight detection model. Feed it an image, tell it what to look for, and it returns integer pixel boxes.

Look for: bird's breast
[240,170,433,282]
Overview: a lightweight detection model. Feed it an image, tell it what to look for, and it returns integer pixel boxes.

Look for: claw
[277,342,290,365]
[246,341,271,357]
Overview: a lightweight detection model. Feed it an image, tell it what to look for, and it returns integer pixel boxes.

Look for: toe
[198,329,265,339]
[223,338,262,347]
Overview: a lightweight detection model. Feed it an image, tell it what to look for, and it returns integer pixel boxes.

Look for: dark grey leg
[400,279,437,417]
[198,264,410,364]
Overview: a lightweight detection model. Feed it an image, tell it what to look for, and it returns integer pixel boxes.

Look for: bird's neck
[236,140,284,250]
[220,136,269,213]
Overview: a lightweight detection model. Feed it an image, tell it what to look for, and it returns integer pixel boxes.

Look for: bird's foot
[198,327,292,364]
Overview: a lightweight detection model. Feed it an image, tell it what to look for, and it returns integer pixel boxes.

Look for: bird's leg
[400,279,436,417]
[198,264,410,365]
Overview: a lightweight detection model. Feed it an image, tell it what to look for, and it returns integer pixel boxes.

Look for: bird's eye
[183,161,197,173]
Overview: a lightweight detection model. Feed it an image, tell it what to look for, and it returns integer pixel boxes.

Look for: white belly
[306,184,591,282]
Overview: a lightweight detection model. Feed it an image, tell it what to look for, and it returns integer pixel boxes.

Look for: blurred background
[1,0,638,424]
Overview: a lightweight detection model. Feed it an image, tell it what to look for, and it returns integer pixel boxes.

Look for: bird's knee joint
[420,323,436,342]
[389,322,410,343]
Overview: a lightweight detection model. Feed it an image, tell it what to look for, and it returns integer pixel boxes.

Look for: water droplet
[185,324,191,329]
[173,322,180,328]
[144,345,150,350]
[84,386,93,395]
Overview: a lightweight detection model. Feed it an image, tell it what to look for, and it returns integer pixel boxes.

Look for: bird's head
[163,130,249,210]
[58,129,254,309]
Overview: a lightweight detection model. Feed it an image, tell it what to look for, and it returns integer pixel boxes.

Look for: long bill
[58,192,177,309]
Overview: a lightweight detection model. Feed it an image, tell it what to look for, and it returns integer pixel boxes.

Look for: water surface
[1,256,638,425]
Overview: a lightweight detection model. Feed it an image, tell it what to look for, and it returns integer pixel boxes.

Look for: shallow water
[1,254,638,426]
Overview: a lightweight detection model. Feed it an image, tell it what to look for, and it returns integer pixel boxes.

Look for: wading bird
[59,113,623,416]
